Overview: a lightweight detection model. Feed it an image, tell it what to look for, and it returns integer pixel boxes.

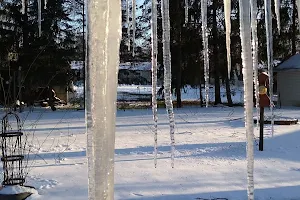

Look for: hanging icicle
[264,0,274,136]
[87,0,121,199]
[22,0,26,14]
[224,0,231,78]
[127,0,131,52]
[185,0,189,24]
[161,0,175,168]
[151,0,158,168]
[38,0,42,37]
[132,0,136,57]
[44,0,47,9]
[274,0,281,31]
[239,0,255,199]
[201,0,209,107]
[250,0,259,128]
[296,0,300,31]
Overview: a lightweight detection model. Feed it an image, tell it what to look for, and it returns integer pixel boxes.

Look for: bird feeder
[258,72,270,151]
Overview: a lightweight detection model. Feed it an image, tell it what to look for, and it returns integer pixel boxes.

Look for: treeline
[0,0,85,89]
[120,0,299,107]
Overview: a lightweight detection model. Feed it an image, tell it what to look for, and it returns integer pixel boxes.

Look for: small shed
[275,54,300,106]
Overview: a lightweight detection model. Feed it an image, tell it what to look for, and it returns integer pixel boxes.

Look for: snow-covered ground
[0,106,299,200]
[74,84,245,103]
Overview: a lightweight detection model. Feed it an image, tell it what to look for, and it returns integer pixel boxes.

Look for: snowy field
[1,106,299,200]
[74,84,245,103]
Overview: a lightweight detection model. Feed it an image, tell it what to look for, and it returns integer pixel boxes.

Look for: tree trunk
[174,0,182,108]
[225,73,233,106]
[212,0,221,104]
[292,0,297,54]
[199,77,203,107]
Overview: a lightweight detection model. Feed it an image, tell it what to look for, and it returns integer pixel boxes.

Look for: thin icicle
[264,0,274,136]
[250,0,259,128]
[127,0,131,52]
[224,0,231,78]
[132,0,136,57]
[151,0,158,168]
[239,0,255,199]
[201,0,209,107]
[185,0,189,24]
[274,0,281,31]
[296,0,300,31]
[44,0,47,9]
[22,0,26,14]
[38,0,42,37]
[161,0,175,168]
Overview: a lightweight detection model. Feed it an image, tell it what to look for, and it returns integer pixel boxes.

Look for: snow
[0,185,38,195]
[1,106,300,199]
[119,62,152,71]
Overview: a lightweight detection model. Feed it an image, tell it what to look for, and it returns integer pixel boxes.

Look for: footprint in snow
[132,193,143,197]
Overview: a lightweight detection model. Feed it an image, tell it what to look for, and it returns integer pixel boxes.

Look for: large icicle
[86,0,121,199]
[151,0,158,168]
[250,0,259,128]
[38,0,42,37]
[127,0,131,51]
[224,0,231,78]
[161,0,175,168]
[22,0,26,14]
[44,0,47,9]
[201,0,209,107]
[274,0,281,31]
[185,0,189,24]
[132,0,136,57]
[264,0,274,136]
[239,0,255,199]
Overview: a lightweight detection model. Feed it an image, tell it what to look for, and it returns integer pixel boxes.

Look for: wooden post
[259,106,264,151]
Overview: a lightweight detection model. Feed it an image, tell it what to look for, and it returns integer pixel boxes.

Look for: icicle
[22,0,26,14]
[161,0,175,168]
[185,0,189,24]
[132,0,136,57]
[86,0,121,199]
[224,0,231,78]
[151,0,158,168]
[250,0,259,128]
[127,0,131,52]
[296,0,300,31]
[239,0,255,199]
[274,0,281,31]
[201,0,209,107]
[38,0,42,37]
[44,0,47,9]
[264,0,274,136]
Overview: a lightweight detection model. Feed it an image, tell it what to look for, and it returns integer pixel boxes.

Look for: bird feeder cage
[1,112,25,186]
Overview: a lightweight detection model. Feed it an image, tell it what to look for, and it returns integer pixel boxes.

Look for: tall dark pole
[259,106,264,151]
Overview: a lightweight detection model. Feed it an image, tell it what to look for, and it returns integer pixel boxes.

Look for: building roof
[275,54,300,71]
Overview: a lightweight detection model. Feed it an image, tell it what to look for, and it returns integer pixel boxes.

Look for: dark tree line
[0,0,84,92]
[120,0,300,107]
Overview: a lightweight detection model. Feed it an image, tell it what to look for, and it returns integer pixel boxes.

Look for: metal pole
[259,106,264,151]
[86,0,121,199]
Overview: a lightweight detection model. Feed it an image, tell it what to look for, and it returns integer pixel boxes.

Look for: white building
[276,54,300,106]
